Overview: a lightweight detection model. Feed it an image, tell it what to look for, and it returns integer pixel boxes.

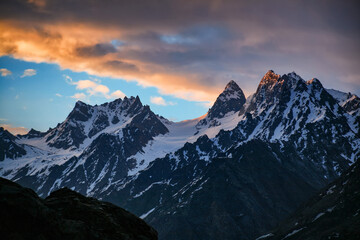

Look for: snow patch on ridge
[127,110,242,176]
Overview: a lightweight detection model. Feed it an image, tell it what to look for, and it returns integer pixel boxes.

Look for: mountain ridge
[1,70,359,240]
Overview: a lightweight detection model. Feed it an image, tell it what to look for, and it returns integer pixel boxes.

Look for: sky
[0,0,359,134]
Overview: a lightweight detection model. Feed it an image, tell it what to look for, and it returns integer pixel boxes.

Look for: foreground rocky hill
[0,177,157,240]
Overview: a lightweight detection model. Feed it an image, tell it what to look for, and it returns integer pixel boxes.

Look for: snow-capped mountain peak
[67,100,92,122]
[224,79,239,90]
[25,96,168,151]
[259,70,281,85]
[203,80,246,122]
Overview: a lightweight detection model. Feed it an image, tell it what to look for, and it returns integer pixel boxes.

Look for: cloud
[74,80,98,90]
[197,101,213,108]
[67,76,126,100]
[27,0,46,8]
[55,93,62,97]
[150,96,176,106]
[71,92,87,100]
[0,0,359,98]
[0,124,29,135]
[93,84,109,95]
[110,90,126,99]
[75,43,117,57]
[103,60,139,72]
[68,79,109,96]
[0,68,12,76]
[150,96,166,106]
[21,69,37,78]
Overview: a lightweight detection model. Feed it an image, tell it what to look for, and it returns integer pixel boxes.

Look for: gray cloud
[103,60,139,72]
[75,43,117,57]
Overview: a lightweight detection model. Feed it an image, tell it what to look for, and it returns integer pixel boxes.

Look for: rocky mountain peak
[224,80,239,90]
[259,70,281,86]
[206,80,246,120]
[21,128,46,139]
[257,71,304,93]
[306,77,323,89]
[106,97,123,110]
[68,101,92,122]
[121,96,135,109]
[220,80,245,100]
[74,100,89,107]
[0,127,14,140]
[113,95,143,117]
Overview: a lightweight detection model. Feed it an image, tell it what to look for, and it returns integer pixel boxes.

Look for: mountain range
[1,70,359,240]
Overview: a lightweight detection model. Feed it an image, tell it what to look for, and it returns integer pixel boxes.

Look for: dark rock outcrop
[0,177,158,240]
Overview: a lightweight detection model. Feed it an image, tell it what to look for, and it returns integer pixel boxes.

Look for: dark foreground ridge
[0,177,158,240]
[255,158,360,240]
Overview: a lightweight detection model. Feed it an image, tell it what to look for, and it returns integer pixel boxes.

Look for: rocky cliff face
[255,158,360,240]
[0,177,158,240]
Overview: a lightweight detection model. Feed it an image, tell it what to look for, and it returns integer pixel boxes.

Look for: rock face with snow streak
[0,70,359,240]
[327,88,360,135]
[256,158,360,240]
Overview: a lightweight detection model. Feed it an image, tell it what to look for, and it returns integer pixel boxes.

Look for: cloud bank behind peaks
[0,0,359,99]
[150,96,176,106]
[66,75,126,101]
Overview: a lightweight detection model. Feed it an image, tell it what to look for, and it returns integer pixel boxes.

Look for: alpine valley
[1,70,359,240]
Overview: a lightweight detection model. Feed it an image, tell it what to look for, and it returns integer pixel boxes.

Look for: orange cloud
[150,96,176,106]
[1,0,358,100]
[0,68,12,76]
[110,90,126,99]
[0,22,220,102]
[71,93,86,100]
[0,124,29,135]
[75,80,98,90]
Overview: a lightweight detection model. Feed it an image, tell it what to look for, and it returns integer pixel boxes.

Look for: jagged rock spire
[207,80,246,119]
[259,70,281,86]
